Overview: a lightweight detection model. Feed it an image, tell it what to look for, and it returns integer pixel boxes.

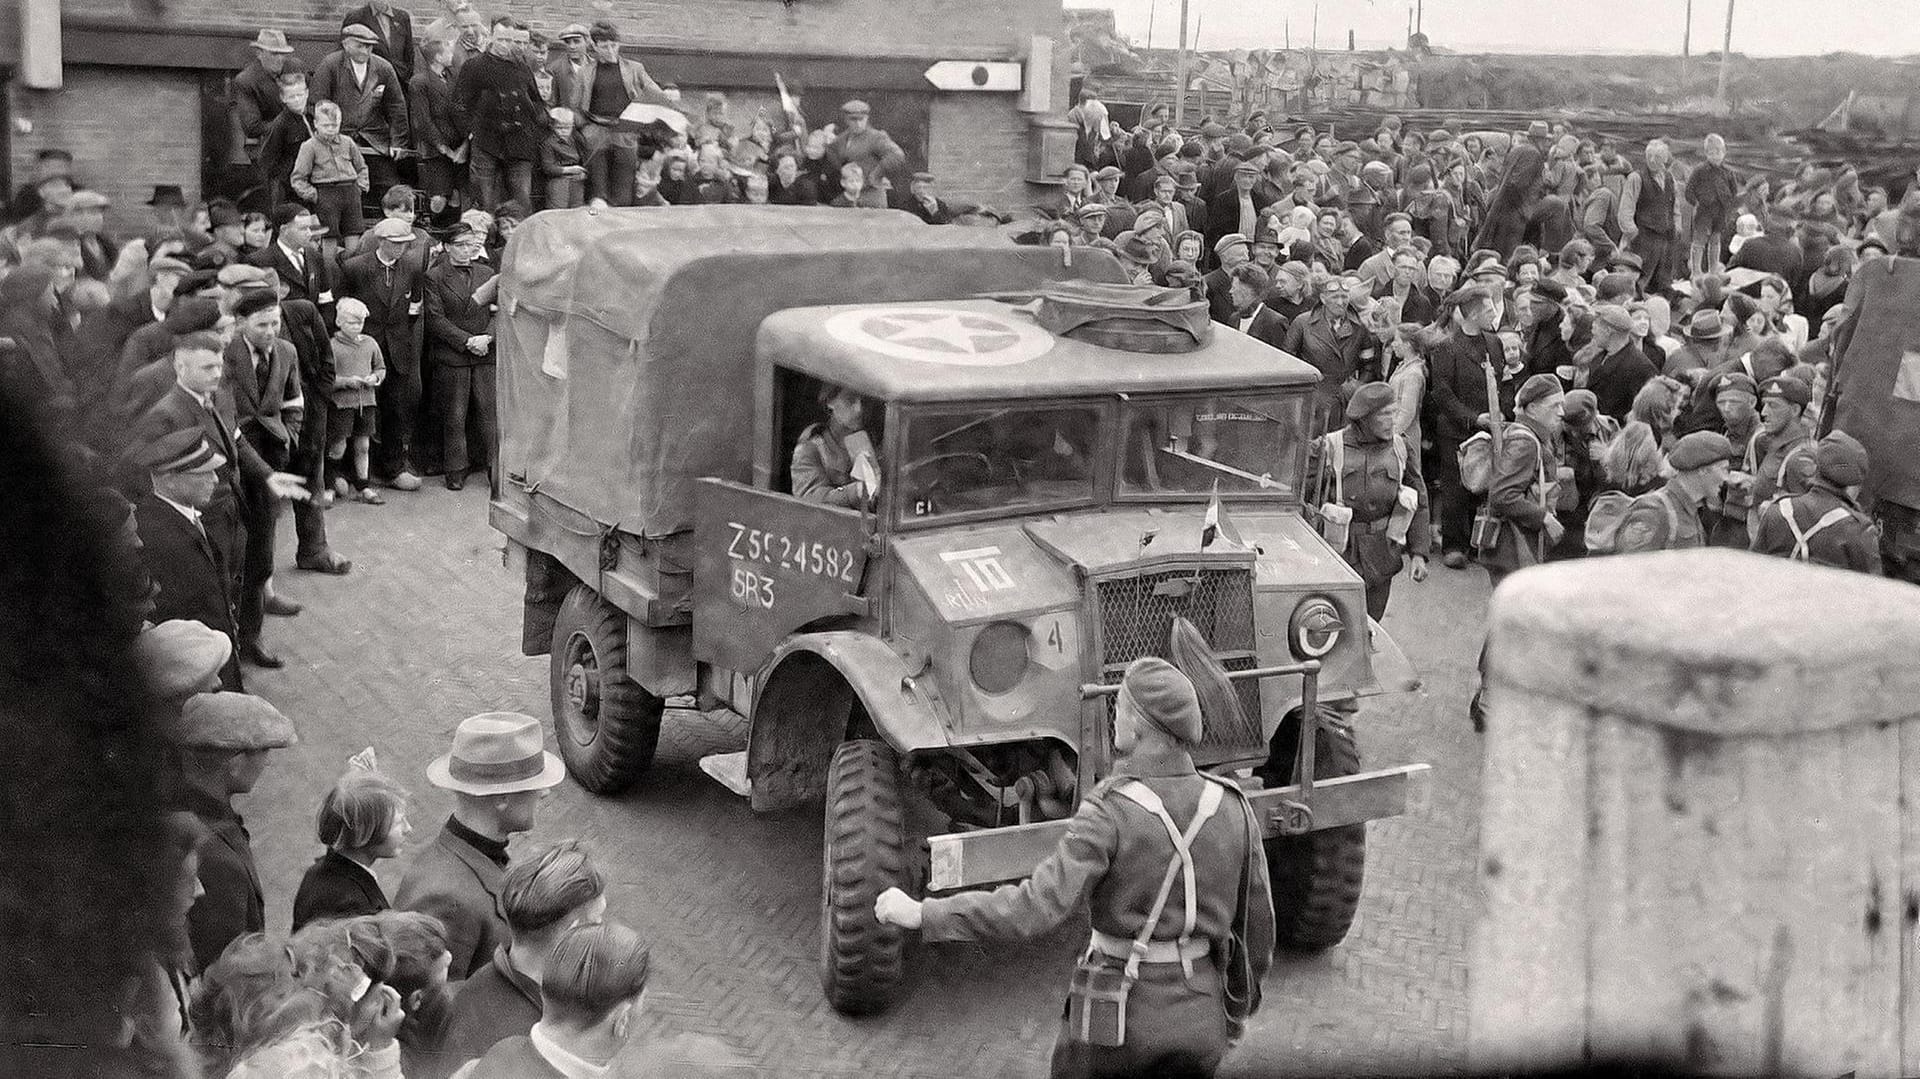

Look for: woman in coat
[291,755,411,932]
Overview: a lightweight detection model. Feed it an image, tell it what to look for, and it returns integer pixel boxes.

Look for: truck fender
[747,632,952,813]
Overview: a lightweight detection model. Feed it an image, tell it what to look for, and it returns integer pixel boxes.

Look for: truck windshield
[897,403,1103,522]
[1116,393,1307,500]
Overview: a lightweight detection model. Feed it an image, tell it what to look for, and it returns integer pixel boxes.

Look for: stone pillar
[1469,550,1920,1076]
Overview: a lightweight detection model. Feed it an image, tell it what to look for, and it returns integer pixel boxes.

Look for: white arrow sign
[923,60,1023,92]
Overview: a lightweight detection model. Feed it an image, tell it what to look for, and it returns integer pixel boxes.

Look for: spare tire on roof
[1035,280,1213,354]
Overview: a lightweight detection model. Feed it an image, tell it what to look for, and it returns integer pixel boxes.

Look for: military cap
[133,621,232,700]
[841,99,871,116]
[1815,431,1869,487]
[167,692,298,751]
[1715,372,1760,400]
[1200,121,1228,138]
[216,262,272,290]
[1668,431,1735,472]
[1561,388,1600,425]
[341,23,380,43]
[371,217,417,242]
[1094,165,1124,181]
[1761,375,1812,409]
[232,287,280,319]
[1213,232,1251,256]
[1592,304,1635,335]
[134,428,225,475]
[1118,656,1202,746]
[1346,381,1397,421]
[1073,202,1109,221]
[1515,373,1565,409]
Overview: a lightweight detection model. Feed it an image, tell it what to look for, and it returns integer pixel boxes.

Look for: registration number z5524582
[725,522,860,584]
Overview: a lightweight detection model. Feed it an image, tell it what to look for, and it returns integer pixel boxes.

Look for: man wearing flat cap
[398,712,566,980]
[133,619,234,706]
[1582,304,1658,424]
[341,215,429,490]
[1206,157,1274,259]
[827,100,907,195]
[1091,166,1137,237]
[311,21,414,197]
[877,653,1274,1077]
[1750,431,1880,573]
[1481,373,1567,583]
[342,0,417,87]
[1613,430,1734,553]
[1308,381,1431,619]
[165,690,297,972]
[902,171,953,225]
[134,430,245,690]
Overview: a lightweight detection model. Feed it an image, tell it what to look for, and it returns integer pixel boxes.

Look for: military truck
[490,206,1429,1014]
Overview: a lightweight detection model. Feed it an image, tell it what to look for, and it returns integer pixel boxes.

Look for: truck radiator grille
[1093,567,1263,756]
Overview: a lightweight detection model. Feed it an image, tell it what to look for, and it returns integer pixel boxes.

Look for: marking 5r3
[731,565,775,609]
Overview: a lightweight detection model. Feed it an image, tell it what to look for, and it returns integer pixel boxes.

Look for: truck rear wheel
[820,739,909,1015]
[1261,715,1367,951]
[549,584,663,794]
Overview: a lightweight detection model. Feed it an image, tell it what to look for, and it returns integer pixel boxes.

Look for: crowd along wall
[7,0,1073,229]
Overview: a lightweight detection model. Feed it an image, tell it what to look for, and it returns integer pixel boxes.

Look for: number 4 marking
[1031,613,1078,671]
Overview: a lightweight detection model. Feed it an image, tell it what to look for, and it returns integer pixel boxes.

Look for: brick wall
[64,0,1053,61]
[9,65,203,234]
[929,93,1033,211]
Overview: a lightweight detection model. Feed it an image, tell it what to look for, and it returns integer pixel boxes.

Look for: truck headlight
[969,621,1030,694]
[1289,596,1344,659]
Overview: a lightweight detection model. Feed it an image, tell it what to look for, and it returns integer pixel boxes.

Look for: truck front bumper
[924,762,1431,892]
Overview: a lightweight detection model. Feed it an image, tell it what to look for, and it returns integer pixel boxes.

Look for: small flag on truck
[1200,480,1243,550]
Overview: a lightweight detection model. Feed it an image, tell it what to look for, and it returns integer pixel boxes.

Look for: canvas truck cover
[495,206,1124,537]
[1831,256,1920,509]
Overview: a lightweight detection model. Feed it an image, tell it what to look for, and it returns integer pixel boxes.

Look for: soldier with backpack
[1594,431,1734,554]
[1476,373,1568,588]
[1307,382,1430,620]
[1751,431,1881,574]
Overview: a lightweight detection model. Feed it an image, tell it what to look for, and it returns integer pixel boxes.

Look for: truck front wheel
[1258,711,1367,951]
[549,584,663,794]
[820,739,909,1015]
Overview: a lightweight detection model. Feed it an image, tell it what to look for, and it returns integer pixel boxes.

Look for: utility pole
[1147,0,1157,51]
[1681,0,1693,90]
[1174,0,1190,127]
[1715,0,1734,112]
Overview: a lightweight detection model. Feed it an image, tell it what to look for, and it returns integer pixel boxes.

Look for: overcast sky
[1067,0,1920,57]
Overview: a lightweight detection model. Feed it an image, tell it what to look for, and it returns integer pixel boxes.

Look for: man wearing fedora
[163,690,298,973]
[398,712,566,981]
[234,30,306,169]
[134,429,246,691]
[1665,307,1735,380]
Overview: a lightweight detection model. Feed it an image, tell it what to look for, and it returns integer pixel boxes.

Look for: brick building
[0,0,1074,231]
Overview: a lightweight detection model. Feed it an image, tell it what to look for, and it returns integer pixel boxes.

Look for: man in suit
[134,331,313,668]
[1207,160,1276,258]
[397,712,565,981]
[74,255,190,416]
[425,226,497,490]
[266,271,353,575]
[133,429,245,691]
[247,205,332,309]
[310,24,413,198]
[164,690,298,974]
[225,289,306,664]
[340,217,427,488]
[342,0,417,91]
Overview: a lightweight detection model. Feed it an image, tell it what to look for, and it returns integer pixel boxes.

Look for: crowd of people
[1040,91,1913,614]
[3,4,1918,1076]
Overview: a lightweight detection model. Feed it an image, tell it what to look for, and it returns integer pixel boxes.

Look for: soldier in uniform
[1307,382,1429,620]
[875,656,1275,1079]
[1740,376,1818,543]
[1612,431,1734,554]
[1479,373,1566,591]
[792,383,878,509]
[1751,431,1881,574]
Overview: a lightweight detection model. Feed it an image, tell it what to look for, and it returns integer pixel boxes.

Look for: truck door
[692,479,874,673]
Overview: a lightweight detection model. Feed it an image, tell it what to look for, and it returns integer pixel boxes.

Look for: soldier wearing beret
[1613,431,1734,553]
[876,654,1274,1079]
[1701,373,1761,546]
[1738,376,1818,544]
[1308,381,1431,619]
[164,691,298,972]
[1480,373,1567,585]
[1750,431,1881,574]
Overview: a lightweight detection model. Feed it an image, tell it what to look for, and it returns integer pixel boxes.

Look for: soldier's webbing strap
[1780,498,1852,561]
[1114,780,1224,982]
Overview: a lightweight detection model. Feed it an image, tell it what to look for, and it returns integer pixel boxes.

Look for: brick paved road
[242,486,1490,1077]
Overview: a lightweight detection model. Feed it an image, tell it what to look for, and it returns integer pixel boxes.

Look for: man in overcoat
[134,430,245,691]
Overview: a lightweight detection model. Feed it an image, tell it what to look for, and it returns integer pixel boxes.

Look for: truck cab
[490,208,1427,1015]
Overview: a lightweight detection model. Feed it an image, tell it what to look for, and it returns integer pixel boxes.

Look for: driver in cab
[793,383,880,508]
